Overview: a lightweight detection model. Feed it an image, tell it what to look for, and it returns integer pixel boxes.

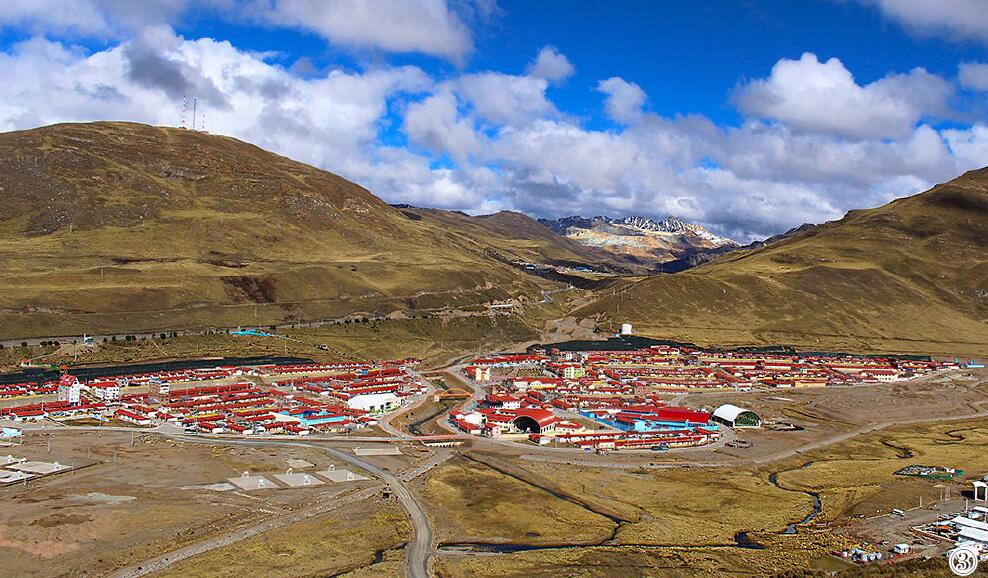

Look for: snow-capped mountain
[612,215,737,247]
[538,214,738,269]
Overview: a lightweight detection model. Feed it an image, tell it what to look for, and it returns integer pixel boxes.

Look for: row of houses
[0,359,425,437]
[470,345,955,394]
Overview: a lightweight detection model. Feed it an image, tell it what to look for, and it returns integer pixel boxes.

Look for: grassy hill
[578,168,988,356]
[0,122,571,339]
[395,206,639,272]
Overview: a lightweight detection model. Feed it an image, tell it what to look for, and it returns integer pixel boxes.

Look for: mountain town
[0,2,986,578]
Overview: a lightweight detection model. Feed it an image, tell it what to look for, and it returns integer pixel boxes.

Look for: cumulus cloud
[456,72,556,126]
[597,77,647,124]
[403,89,480,162]
[734,52,951,140]
[254,0,474,62]
[858,0,988,45]
[526,46,574,82]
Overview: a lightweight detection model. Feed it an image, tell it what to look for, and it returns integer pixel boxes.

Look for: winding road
[159,435,435,578]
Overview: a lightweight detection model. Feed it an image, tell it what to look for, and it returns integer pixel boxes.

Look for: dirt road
[162,437,435,578]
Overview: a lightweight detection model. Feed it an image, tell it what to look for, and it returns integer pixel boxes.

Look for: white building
[347,392,401,413]
[88,383,121,402]
[712,404,762,428]
[975,481,988,502]
[471,366,491,382]
[57,375,81,404]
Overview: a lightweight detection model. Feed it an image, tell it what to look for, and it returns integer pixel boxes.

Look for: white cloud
[597,77,646,124]
[403,89,481,162]
[943,124,988,168]
[0,0,476,62]
[456,72,556,126]
[0,0,218,38]
[0,0,113,36]
[490,120,639,192]
[734,52,951,140]
[959,62,988,91]
[256,0,474,62]
[526,46,574,82]
[859,0,988,45]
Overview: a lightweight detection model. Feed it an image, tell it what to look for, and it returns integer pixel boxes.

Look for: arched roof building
[511,408,559,433]
[712,404,761,428]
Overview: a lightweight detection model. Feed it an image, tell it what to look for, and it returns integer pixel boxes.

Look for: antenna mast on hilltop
[191,97,198,131]
[180,96,188,129]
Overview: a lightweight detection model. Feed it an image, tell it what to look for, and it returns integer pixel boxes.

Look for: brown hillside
[0,122,556,338]
[578,168,988,355]
[396,207,637,271]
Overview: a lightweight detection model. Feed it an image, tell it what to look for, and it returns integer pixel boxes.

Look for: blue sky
[1,0,986,240]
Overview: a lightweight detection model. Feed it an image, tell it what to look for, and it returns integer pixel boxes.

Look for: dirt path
[158,437,435,578]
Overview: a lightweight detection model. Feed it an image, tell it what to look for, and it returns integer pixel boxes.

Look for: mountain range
[0,121,984,356]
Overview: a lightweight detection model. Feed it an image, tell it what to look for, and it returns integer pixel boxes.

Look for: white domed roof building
[712,404,761,428]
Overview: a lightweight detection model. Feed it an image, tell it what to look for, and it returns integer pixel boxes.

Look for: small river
[768,461,823,534]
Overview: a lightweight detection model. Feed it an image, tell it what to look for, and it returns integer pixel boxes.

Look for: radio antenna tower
[180,96,188,129]
[191,97,198,131]
[201,113,207,133]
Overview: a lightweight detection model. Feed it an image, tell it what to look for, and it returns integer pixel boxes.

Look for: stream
[437,534,765,555]
[768,461,823,534]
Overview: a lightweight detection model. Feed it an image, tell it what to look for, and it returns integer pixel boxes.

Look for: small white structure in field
[975,480,988,502]
[318,469,369,483]
[620,323,633,335]
[228,471,277,491]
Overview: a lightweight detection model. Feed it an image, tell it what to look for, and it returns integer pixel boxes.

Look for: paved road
[167,436,434,578]
[376,369,437,437]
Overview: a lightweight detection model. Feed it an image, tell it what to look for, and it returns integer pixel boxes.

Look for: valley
[0,121,986,578]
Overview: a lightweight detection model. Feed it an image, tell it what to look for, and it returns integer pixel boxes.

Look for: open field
[419,456,616,545]
[0,430,378,577]
[427,416,988,576]
[149,498,411,578]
